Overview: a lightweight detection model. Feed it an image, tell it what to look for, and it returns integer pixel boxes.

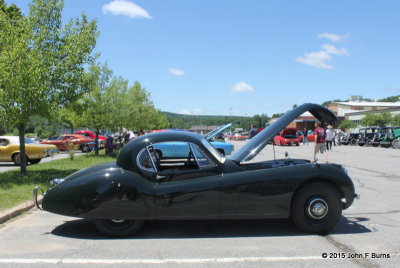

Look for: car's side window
[137,148,156,172]
[0,139,9,146]
[190,144,217,168]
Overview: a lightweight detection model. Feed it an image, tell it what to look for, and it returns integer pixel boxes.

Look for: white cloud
[321,44,349,56]
[230,82,254,94]
[179,108,202,115]
[296,44,350,69]
[317,33,348,42]
[169,68,185,76]
[296,51,333,69]
[102,0,152,19]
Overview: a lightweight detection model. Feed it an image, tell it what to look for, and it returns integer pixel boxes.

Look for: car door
[220,167,293,219]
[0,138,11,161]
[153,143,222,219]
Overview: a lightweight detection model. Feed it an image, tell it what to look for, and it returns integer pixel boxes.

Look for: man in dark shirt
[250,125,258,138]
[313,121,328,164]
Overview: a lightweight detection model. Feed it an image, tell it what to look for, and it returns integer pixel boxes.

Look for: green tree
[391,114,400,126]
[339,120,357,130]
[378,95,400,102]
[121,81,170,131]
[361,112,392,127]
[68,63,124,155]
[0,0,98,175]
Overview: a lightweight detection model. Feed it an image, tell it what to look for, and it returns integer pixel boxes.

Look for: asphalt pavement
[0,151,84,173]
[0,141,399,267]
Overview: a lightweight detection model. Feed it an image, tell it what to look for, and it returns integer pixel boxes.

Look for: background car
[297,130,316,142]
[273,128,300,146]
[0,136,58,165]
[149,124,234,156]
[40,134,96,152]
[356,127,378,146]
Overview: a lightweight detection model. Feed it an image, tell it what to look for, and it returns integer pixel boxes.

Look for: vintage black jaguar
[34,103,357,237]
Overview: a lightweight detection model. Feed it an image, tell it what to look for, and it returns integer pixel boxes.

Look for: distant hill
[162,112,264,130]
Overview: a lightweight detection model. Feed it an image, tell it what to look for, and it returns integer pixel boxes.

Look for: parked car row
[0,136,58,165]
[340,126,400,149]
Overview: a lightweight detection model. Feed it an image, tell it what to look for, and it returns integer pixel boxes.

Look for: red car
[74,130,107,141]
[273,128,300,146]
[40,134,96,152]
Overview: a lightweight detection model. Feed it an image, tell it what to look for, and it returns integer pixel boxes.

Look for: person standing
[250,125,258,138]
[325,125,334,151]
[313,121,328,164]
[302,127,309,145]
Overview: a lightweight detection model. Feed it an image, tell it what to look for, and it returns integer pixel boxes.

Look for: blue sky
[7,0,400,116]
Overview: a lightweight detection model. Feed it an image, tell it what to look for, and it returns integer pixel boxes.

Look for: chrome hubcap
[307,198,328,220]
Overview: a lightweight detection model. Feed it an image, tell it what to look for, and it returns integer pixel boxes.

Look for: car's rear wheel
[29,159,41,164]
[291,182,341,234]
[350,139,356,145]
[93,219,144,237]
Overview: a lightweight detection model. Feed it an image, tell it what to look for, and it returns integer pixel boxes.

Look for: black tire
[381,143,391,148]
[12,153,28,166]
[372,143,379,147]
[393,139,400,149]
[93,219,144,237]
[29,159,41,165]
[291,182,342,234]
[350,139,356,145]
[365,139,372,147]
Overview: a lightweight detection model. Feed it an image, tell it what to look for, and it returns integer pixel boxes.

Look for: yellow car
[0,136,58,165]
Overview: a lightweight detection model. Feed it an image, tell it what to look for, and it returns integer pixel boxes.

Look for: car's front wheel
[93,219,144,237]
[291,182,341,234]
[393,139,400,149]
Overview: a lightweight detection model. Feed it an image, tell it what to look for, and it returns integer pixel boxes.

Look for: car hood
[280,128,297,136]
[230,103,337,162]
[205,123,233,140]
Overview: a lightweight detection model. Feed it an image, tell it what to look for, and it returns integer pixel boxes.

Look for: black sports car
[34,103,357,237]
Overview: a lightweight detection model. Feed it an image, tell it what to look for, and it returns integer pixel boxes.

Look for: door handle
[156,175,167,180]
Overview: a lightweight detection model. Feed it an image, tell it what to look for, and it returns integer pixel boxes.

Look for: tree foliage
[339,120,357,130]
[378,95,400,102]
[390,114,400,126]
[66,63,170,154]
[361,112,392,127]
[0,0,98,174]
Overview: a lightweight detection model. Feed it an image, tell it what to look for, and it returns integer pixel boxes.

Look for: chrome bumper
[33,186,44,210]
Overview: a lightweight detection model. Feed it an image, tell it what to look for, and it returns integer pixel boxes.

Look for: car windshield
[25,138,37,144]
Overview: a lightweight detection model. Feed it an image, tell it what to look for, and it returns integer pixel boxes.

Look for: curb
[0,196,42,225]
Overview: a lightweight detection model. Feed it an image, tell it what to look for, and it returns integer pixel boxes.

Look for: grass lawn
[0,153,115,212]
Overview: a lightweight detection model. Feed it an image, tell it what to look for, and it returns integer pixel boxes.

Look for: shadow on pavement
[51,216,371,240]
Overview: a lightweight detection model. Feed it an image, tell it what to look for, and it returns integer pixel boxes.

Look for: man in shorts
[313,121,328,164]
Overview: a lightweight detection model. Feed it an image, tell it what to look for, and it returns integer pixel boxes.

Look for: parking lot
[0,141,399,267]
